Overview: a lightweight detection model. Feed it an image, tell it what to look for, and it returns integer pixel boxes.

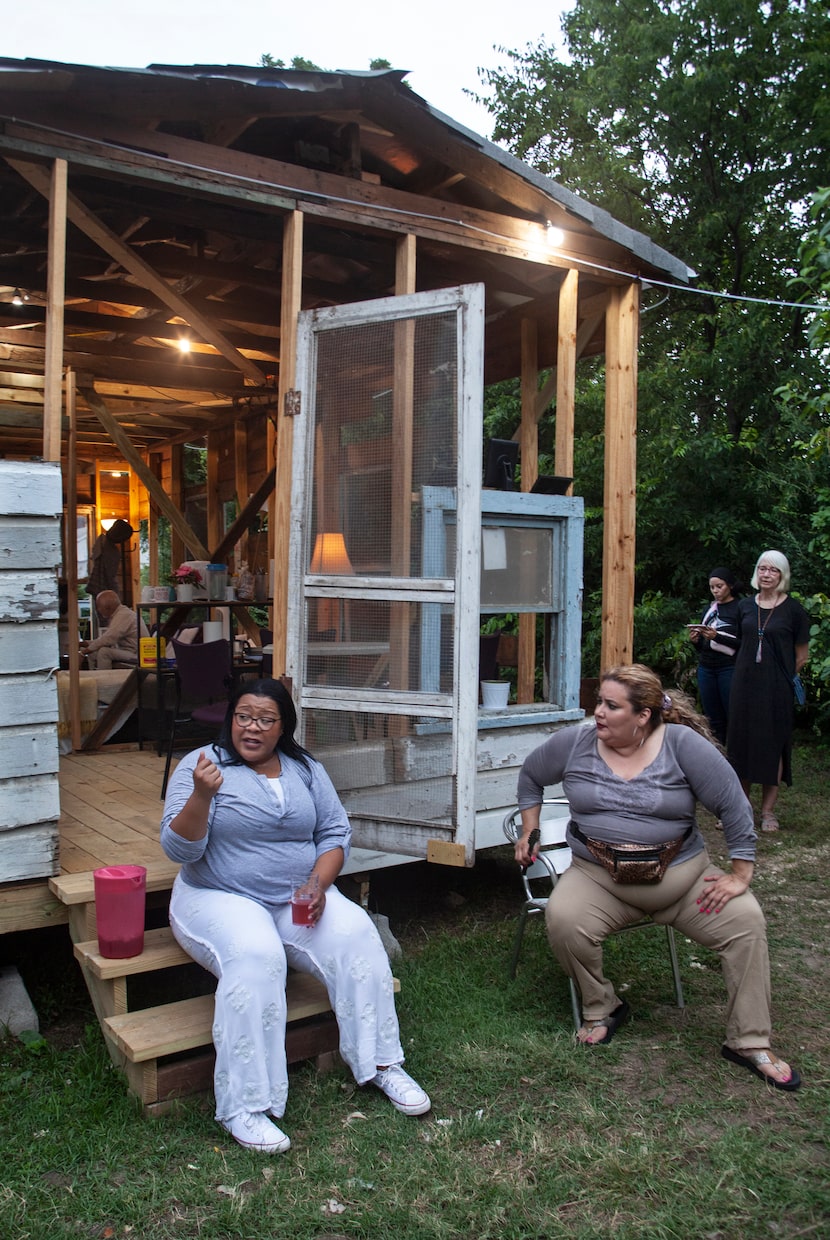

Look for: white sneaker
[371,1065,431,1116]
[220,1111,291,1153]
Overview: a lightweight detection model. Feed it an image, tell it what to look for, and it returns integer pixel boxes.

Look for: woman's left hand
[696,870,750,914]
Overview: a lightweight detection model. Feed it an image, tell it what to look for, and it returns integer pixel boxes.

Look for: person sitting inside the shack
[81,591,148,669]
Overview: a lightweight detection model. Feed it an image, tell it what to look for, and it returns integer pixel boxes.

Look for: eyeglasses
[233,712,280,730]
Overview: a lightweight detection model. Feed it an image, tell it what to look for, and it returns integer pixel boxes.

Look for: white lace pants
[169,876,404,1122]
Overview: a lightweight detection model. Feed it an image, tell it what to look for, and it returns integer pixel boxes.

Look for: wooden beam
[601,282,639,671]
[555,269,578,484]
[169,444,184,569]
[2,121,637,285]
[42,157,67,462]
[7,156,268,387]
[79,385,211,561]
[206,432,221,554]
[272,211,304,675]
[233,421,249,568]
[211,468,276,563]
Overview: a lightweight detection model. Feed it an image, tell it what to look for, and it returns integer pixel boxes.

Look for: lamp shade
[310,532,353,575]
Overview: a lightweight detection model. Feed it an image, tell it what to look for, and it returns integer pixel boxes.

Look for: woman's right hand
[514,833,538,868]
[192,751,223,800]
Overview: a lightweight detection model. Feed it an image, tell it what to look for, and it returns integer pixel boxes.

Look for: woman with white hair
[726,551,810,832]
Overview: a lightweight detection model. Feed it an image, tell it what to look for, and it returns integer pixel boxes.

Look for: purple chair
[161,638,231,797]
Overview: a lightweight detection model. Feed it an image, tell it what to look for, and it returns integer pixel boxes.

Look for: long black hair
[212,678,313,769]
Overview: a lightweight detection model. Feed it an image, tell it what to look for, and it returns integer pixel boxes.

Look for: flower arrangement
[168,564,203,586]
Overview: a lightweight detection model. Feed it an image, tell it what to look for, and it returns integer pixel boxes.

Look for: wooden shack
[0,58,693,877]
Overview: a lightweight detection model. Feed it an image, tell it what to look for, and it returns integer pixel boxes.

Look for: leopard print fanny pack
[570,821,693,884]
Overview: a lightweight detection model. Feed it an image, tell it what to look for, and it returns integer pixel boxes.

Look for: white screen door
[287,284,484,862]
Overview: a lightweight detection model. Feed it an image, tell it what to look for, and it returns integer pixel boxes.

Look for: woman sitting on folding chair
[514,663,801,1091]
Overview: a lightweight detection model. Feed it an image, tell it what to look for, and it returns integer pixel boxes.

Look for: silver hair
[751,550,791,592]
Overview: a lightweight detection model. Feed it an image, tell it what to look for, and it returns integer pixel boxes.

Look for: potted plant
[169,564,202,601]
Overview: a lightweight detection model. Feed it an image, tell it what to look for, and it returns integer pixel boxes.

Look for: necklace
[755,596,779,663]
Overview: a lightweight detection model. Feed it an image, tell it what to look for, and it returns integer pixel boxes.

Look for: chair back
[171,638,231,704]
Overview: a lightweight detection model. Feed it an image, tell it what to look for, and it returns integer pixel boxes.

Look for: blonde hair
[751,549,791,592]
[601,663,717,744]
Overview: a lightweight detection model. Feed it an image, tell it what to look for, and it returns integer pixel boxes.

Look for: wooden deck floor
[2,748,171,936]
[57,749,168,874]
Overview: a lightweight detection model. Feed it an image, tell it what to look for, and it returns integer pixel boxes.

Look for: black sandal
[578,1000,630,1046]
[721,1045,801,1092]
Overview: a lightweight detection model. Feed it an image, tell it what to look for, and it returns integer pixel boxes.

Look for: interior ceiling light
[11,287,28,306]
[178,337,191,353]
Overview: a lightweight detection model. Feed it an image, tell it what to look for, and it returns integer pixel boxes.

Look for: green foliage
[259,53,322,70]
[477,1,830,715]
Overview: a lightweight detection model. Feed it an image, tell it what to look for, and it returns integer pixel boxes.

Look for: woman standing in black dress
[727,551,810,832]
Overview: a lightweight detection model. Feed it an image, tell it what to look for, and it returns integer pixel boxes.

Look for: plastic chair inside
[161,638,231,798]
[503,798,685,1030]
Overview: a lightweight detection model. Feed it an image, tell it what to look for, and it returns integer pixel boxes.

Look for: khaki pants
[87,646,136,670]
[545,851,772,1050]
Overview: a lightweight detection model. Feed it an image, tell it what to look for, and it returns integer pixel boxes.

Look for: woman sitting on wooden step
[161,677,430,1154]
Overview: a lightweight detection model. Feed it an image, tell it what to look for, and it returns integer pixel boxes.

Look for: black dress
[727,595,810,786]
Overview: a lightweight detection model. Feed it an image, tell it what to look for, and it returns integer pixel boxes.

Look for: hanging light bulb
[11,288,24,306]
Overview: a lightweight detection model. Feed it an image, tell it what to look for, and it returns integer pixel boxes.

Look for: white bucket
[481,680,509,709]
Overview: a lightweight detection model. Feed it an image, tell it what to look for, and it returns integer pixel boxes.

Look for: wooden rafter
[7,156,268,387]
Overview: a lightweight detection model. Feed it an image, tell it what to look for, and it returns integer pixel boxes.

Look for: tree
[479,0,830,673]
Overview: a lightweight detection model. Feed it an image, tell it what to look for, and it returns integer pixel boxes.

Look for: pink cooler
[93,865,147,958]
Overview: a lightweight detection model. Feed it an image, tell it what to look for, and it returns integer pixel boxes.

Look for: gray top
[517,722,756,866]
[161,745,352,907]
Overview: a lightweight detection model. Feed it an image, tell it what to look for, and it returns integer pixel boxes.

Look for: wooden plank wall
[0,460,63,881]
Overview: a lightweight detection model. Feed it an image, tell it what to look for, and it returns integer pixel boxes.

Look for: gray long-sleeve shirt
[161,745,352,907]
[517,722,756,866]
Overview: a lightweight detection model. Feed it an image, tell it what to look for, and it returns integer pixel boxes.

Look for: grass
[1,737,829,1239]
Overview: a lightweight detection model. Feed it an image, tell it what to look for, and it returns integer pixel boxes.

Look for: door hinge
[284,389,301,417]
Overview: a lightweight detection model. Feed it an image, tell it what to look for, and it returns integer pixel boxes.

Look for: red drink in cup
[291,874,318,925]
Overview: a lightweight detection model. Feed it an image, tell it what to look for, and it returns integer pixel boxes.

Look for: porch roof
[0,58,691,463]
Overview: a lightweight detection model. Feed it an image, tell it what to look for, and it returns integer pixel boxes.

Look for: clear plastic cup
[291,874,319,926]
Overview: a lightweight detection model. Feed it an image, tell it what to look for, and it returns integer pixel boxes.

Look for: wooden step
[49,859,180,906]
[104,971,400,1063]
[74,925,191,979]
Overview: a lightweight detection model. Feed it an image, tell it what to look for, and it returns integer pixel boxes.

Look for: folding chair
[161,638,231,798]
[503,798,685,1030]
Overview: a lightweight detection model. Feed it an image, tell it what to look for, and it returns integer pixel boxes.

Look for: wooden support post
[272,211,304,675]
[233,421,249,570]
[206,431,222,554]
[43,158,67,463]
[128,467,141,605]
[601,282,639,670]
[555,270,578,485]
[170,445,184,568]
[147,453,161,586]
